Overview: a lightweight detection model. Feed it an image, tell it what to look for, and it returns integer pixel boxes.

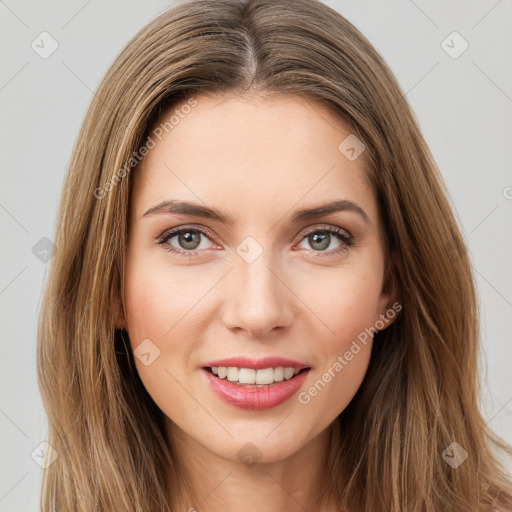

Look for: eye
[295,225,354,256]
[156,224,354,259]
[157,226,217,257]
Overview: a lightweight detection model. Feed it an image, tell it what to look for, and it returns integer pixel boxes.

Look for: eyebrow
[142,199,370,225]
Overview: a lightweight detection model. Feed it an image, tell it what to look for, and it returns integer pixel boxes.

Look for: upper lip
[202,356,311,370]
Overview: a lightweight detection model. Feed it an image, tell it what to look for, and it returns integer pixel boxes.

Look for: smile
[208,366,303,385]
[201,357,311,410]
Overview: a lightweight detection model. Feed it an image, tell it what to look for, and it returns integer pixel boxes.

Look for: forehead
[131,92,377,224]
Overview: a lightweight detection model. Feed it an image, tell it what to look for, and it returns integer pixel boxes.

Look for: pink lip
[201,357,311,410]
[201,367,311,411]
[202,356,310,370]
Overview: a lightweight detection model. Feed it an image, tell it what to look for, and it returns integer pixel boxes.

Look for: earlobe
[114,293,127,330]
[112,271,127,330]
[377,252,402,328]
[116,314,127,331]
[115,298,127,330]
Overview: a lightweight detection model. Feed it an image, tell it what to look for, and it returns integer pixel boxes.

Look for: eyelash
[156,225,354,259]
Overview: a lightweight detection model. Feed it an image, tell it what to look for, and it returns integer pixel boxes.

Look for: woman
[37,0,512,510]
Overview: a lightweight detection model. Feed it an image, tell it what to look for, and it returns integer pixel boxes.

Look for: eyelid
[297,223,352,241]
[157,223,352,243]
[156,224,219,245]
[156,223,354,257]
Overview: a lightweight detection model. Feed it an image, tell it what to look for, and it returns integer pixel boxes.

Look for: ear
[116,306,127,331]
[375,251,402,330]
[112,271,128,331]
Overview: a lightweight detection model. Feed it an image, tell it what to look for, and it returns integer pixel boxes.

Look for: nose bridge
[222,236,293,336]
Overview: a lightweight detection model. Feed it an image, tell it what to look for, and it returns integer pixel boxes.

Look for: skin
[118,92,398,511]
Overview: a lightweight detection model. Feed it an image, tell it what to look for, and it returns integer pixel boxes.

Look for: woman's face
[121,92,396,464]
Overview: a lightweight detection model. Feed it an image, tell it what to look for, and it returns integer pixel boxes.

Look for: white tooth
[217,366,227,379]
[227,367,239,382]
[284,367,295,380]
[211,367,218,375]
[238,368,256,384]
[256,368,275,385]
[274,367,284,382]
[293,368,300,376]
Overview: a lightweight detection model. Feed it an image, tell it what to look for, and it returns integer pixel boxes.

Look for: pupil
[310,233,329,251]
[180,231,200,249]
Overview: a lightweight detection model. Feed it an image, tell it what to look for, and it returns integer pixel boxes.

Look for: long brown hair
[37,0,512,510]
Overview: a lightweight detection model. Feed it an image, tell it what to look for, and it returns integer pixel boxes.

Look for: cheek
[122,261,198,416]
[123,258,206,344]
[122,256,215,396]
[293,265,382,412]
[298,262,383,346]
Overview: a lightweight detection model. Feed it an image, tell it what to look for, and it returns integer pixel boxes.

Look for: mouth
[201,357,311,410]
[204,365,310,387]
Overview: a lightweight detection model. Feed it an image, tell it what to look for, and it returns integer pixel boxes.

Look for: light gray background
[1,1,511,510]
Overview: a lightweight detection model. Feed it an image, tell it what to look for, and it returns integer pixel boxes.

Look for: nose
[221,248,295,338]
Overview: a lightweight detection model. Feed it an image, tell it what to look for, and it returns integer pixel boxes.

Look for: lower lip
[202,369,310,410]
